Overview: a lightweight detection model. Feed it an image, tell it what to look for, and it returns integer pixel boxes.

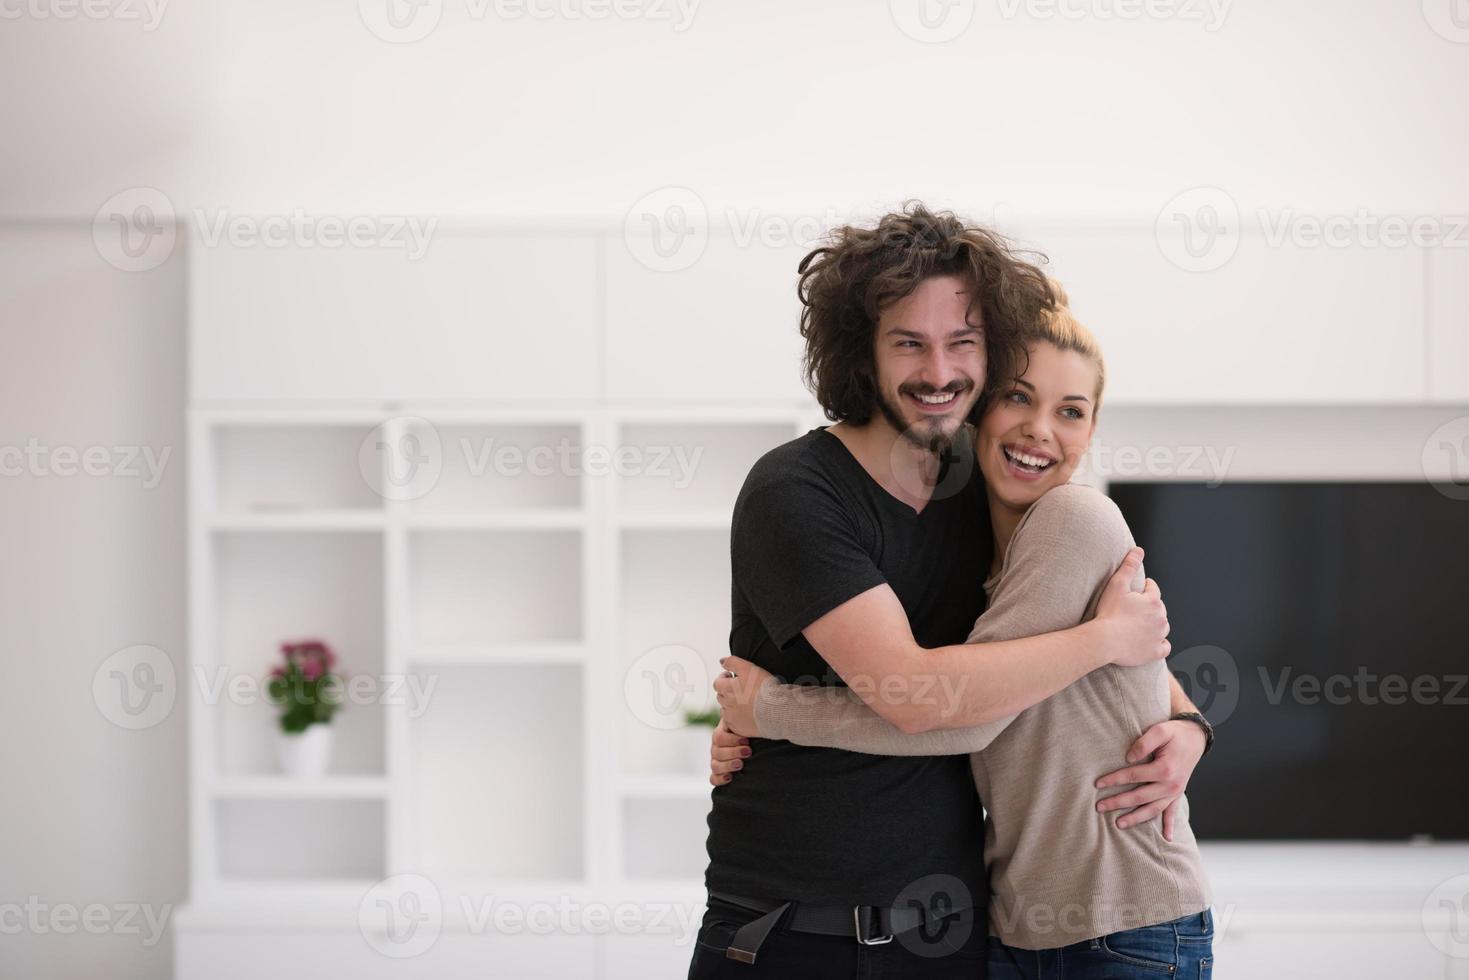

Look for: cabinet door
[190,232,598,403]
[607,228,810,402]
[1034,228,1426,405]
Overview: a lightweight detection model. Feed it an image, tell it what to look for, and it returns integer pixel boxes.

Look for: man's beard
[876,384,971,456]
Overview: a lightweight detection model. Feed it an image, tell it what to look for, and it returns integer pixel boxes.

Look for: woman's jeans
[986,909,1214,979]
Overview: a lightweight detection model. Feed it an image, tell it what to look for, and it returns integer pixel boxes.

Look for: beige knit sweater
[752,482,1211,949]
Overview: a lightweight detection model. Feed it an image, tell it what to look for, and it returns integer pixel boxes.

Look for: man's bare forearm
[861,622,1114,734]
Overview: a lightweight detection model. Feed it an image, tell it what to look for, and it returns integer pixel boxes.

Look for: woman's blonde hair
[1013,279,1107,415]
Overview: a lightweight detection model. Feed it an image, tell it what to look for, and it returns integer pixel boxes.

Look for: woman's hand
[1094,547,1171,667]
[708,717,751,787]
[1094,719,1208,840]
[712,655,772,737]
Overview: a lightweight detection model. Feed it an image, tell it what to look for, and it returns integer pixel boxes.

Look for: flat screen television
[1107,481,1469,841]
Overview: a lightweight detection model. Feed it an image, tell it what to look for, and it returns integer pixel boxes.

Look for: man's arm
[795,546,1167,734]
[729,472,1168,737]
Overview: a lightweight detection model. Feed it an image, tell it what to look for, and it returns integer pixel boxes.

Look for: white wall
[0,225,189,980]
[3,0,1468,222]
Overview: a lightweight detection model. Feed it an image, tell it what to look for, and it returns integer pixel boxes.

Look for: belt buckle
[853,906,894,945]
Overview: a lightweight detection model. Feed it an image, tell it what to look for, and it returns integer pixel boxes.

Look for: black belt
[708,891,968,965]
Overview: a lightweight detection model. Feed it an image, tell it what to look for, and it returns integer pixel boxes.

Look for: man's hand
[1094,718,1208,840]
[712,655,772,737]
[1093,547,1171,668]
[708,717,751,787]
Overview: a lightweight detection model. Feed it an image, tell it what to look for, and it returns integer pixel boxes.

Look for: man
[689,204,1209,979]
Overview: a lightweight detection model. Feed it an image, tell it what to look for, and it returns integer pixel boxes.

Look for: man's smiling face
[871,274,986,453]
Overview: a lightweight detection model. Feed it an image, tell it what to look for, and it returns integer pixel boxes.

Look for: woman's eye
[1062,407,1083,420]
[1007,391,1028,404]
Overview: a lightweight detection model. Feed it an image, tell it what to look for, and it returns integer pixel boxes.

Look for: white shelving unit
[183,401,820,974]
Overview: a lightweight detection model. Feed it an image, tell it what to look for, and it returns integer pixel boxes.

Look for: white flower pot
[276,724,334,779]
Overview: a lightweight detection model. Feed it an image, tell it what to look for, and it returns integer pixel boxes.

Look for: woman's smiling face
[978,341,1100,511]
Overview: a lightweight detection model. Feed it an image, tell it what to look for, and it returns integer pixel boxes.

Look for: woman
[712,287,1215,979]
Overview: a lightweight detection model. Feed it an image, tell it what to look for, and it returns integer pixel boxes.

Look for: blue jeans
[987,909,1214,979]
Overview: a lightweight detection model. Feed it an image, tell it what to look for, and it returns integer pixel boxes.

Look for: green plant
[266,639,345,733]
[684,706,721,728]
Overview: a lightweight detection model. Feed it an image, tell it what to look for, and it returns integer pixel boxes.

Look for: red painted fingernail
[740,748,751,757]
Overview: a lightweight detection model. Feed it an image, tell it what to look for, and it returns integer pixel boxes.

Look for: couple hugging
[689,204,1216,979]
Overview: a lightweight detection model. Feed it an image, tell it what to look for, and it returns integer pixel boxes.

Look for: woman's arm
[721,483,1145,753]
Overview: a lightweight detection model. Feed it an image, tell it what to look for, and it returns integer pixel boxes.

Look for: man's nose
[916,345,964,390]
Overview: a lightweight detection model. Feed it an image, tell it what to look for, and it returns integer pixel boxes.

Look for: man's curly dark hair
[797,202,1056,425]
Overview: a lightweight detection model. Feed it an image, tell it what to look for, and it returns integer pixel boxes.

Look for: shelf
[213,424,384,513]
[410,664,584,882]
[619,775,713,800]
[211,776,391,799]
[620,796,712,881]
[215,798,387,882]
[207,510,385,532]
[212,531,385,778]
[616,510,731,530]
[405,422,584,514]
[411,642,587,666]
[620,528,728,777]
[616,422,793,516]
[409,528,583,646]
[405,509,586,531]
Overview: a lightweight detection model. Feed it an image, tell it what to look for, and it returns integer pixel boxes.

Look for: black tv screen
[1107,481,1469,841]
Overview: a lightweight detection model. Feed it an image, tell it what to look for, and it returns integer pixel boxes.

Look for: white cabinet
[606,230,811,402]
[189,233,599,403]
[1034,229,1427,405]
[1429,246,1469,401]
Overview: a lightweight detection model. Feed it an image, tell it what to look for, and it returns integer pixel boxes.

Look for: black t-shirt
[704,426,993,907]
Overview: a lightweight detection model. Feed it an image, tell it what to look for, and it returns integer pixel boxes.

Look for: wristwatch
[1170,711,1215,757]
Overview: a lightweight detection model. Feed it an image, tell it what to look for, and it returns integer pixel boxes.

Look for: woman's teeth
[1003,447,1055,473]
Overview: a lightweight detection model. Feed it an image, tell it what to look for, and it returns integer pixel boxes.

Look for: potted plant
[266,639,345,778]
[683,705,721,775]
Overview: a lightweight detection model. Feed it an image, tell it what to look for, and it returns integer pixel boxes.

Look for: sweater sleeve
[753,483,1142,755]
